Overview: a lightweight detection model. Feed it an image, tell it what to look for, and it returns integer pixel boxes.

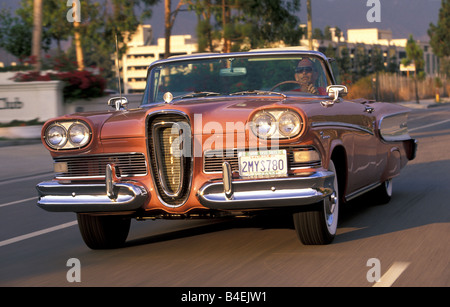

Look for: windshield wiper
[229,90,287,98]
[175,91,221,99]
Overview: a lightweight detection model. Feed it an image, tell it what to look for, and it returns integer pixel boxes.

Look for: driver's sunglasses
[295,67,313,74]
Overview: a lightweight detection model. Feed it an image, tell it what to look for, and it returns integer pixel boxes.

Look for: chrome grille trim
[54,153,147,179]
[203,146,321,173]
[152,121,184,198]
[148,113,192,207]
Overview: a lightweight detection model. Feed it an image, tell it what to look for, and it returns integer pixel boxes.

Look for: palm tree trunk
[31,0,42,71]
[307,0,313,50]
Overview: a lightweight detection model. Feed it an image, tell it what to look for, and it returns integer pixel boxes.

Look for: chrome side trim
[344,182,381,202]
[311,121,374,135]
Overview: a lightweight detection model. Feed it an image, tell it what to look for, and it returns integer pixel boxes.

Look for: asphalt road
[0,103,449,289]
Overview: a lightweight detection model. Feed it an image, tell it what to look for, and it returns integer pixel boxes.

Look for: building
[299,27,439,77]
[120,26,439,94]
[121,25,197,94]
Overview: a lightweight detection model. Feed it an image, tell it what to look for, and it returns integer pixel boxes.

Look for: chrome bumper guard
[36,164,148,213]
[198,162,335,210]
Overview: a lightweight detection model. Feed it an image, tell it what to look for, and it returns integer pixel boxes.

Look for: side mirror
[326,85,348,100]
[321,85,348,107]
[108,96,128,111]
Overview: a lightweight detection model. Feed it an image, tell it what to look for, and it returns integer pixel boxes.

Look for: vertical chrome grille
[148,114,191,206]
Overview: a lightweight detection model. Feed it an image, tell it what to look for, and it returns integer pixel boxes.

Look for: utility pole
[31,0,43,71]
[307,0,313,50]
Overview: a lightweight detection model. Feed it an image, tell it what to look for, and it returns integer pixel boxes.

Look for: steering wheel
[270,80,302,92]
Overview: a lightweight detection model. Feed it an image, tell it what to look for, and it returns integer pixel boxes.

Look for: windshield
[143,54,332,104]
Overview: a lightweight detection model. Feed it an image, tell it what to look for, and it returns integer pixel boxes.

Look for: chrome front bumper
[198,163,335,210]
[36,164,148,213]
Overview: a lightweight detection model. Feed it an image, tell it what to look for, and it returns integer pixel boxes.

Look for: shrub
[11,54,106,101]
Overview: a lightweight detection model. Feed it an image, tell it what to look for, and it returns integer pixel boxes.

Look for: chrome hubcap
[325,192,338,226]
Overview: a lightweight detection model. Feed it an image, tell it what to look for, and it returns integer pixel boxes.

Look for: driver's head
[295,58,318,85]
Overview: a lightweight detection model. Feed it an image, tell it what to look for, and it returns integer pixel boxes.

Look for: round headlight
[68,122,90,147]
[278,111,301,137]
[46,124,67,148]
[252,112,276,138]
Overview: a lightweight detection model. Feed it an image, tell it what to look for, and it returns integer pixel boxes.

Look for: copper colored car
[36,50,417,249]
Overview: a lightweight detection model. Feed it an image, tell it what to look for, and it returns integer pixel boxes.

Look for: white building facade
[121,25,197,94]
[300,27,439,77]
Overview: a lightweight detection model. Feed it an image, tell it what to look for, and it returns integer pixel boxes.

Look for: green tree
[66,0,159,83]
[16,0,71,55]
[0,8,34,60]
[428,0,450,77]
[241,0,302,48]
[402,35,424,103]
[188,0,302,52]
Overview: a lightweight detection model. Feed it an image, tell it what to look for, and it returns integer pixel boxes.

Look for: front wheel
[77,214,131,249]
[293,160,339,245]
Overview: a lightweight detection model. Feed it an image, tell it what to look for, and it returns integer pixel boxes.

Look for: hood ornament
[163,92,173,104]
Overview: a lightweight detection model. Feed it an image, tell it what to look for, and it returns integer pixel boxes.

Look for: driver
[294,58,326,95]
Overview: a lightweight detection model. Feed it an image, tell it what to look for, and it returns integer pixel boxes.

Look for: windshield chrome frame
[140,50,337,106]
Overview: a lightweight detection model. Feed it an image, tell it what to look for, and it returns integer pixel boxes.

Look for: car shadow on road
[124,212,296,248]
[124,219,238,248]
[335,159,450,244]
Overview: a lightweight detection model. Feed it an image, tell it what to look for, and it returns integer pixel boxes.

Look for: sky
[0,0,443,64]
[155,0,441,41]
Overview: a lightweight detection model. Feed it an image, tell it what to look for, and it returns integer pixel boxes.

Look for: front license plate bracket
[238,150,287,178]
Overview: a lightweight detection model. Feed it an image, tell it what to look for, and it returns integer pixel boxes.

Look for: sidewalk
[397,97,450,109]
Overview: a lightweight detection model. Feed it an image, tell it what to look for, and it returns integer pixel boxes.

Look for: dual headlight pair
[44,121,91,149]
[251,109,303,139]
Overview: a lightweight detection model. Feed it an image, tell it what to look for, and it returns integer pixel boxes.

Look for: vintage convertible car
[36,50,417,249]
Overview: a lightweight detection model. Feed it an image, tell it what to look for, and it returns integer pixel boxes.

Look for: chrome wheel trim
[385,178,393,197]
[324,161,339,235]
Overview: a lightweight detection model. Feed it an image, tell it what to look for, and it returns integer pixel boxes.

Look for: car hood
[99,96,324,139]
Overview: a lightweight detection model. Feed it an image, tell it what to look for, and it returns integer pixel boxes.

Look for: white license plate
[238,150,287,178]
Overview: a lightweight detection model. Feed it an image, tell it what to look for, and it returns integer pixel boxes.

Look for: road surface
[0,104,449,290]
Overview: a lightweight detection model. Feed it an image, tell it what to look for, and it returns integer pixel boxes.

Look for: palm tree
[307,0,312,50]
[31,0,42,71]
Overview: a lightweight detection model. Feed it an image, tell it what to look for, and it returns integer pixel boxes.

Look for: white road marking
[0,197,37,208]
[373,262,410,287]
[0,172,52,186]
[409,118,450,132]
[0,221,78,248]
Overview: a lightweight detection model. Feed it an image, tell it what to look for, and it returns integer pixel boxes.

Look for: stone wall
[0,74,64,123]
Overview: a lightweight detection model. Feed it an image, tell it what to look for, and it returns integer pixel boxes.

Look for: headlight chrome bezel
[250,109,303,139]
[44,120,92,150]
[45,123,68,149]
[68,122,91,147]
[251,112,277,139]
